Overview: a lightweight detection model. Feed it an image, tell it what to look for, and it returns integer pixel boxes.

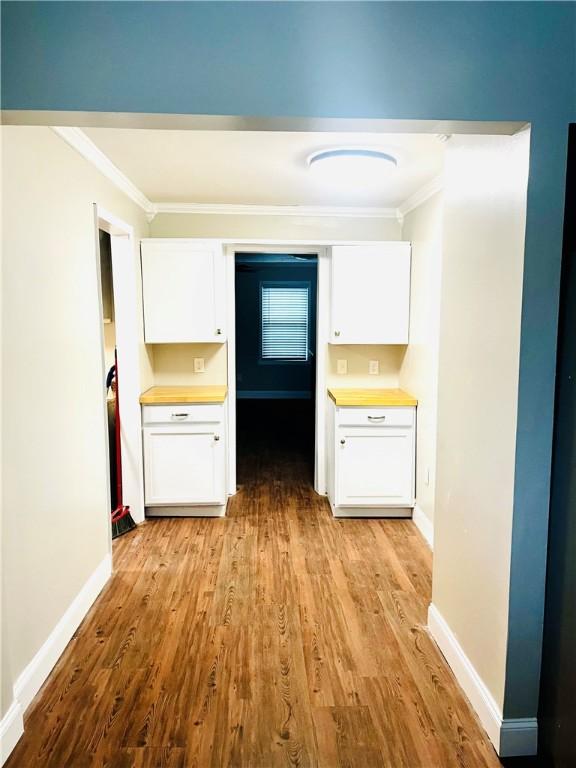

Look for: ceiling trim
[397,174,443,220]
[51,127,156,219]
[51,127,444,224]
[153,202,399,219]
[16,111,528,135]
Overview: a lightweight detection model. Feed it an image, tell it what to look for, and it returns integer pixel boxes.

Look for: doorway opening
[95,206,145,532]
[234,252,318,486]
[98,229,118,513]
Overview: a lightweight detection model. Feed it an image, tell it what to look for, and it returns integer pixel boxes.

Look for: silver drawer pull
[171,413,188,419]
[367,415,386,421]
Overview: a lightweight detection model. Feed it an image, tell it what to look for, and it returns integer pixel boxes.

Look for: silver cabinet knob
[214,435,220,441]
[334,330,341,337]
[216,328,222,335]
[340,439,346,445]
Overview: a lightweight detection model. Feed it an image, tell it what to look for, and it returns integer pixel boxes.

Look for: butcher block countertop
[140,385,228,404]
[328,387,418,407]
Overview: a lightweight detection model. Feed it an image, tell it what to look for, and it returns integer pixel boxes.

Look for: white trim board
[144,237,406,247]
[97,206,146,525]
[427,603,538,757]
[225,244,329,498]
[51,127,444,223]
[153,202,399,219]
[0,701,24,767]
[397,174,443,221]
[413,504,434,548]
[51,127,156,219]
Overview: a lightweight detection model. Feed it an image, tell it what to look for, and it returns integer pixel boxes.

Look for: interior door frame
[225,243,330,496]
[95,205,145,526]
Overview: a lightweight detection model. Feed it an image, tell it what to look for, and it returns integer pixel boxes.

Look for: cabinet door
[141,240,226,343]
[144,427,225,505]
[330,243,410,344]
[336,428,414,506]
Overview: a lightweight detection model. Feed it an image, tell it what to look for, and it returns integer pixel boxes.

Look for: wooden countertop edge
[327,388,418,407]
[140,386,228,405]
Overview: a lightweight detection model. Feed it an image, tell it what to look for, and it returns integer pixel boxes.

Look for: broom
[110,348,137,539]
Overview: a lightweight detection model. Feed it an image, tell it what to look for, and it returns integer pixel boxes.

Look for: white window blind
[261,285,309,360]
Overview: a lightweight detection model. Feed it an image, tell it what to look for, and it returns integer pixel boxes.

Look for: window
[261,283,309,361]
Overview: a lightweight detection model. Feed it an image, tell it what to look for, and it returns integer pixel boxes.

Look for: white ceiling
[83,129,444,209]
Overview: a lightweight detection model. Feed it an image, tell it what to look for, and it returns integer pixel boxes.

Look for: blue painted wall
[1,1,574,121]
[2,0,575,720]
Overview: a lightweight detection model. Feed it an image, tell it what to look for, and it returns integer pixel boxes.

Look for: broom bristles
[111,506,137,539]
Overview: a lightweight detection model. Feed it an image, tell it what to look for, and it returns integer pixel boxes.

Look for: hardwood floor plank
[6,414,504,768]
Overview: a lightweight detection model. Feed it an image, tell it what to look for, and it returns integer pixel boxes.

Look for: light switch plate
[337,359,348,375]
[369,360,379,375]
[194,358,205,373]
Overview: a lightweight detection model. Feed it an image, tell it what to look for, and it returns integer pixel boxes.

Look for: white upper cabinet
[141,240,226,343]
[330,243,411,344]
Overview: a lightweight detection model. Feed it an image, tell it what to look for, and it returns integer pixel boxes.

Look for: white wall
[431,132,529,714]
[149,212,402,241]
[399,192,444,531]
[0,127,13,722]
[1,127,150,730]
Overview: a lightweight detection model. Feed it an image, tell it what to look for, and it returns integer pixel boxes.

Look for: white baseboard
[0,701,24,766]
[13,553,112,714]
[428,603,537,757]
[1,553,112,765]
[413,504,434,548]
[330,503,412,518]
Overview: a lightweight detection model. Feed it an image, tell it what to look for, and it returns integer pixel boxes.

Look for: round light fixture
[307,147,398,186]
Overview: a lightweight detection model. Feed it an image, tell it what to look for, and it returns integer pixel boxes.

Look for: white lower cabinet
[142,403,227,516]
[327,399,416,517]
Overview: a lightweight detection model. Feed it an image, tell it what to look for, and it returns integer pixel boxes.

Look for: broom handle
[114,348,124,507]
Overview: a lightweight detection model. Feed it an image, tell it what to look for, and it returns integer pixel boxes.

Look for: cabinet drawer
[336,406,414,428]
[142,404,224,425]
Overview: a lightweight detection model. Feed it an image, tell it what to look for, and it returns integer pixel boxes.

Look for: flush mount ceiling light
[307,147,399,186]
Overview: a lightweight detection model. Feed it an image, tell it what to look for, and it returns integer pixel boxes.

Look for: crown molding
[152,202,399,219]
[397,174,443,221]
[51,127,156,219]
[51,127,442,225]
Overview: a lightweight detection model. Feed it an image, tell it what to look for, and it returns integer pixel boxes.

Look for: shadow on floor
[236,398,315,485]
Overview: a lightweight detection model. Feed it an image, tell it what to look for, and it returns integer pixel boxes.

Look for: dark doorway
[537,125,576,768]
[99,229,118,511]
[235,253,318,485]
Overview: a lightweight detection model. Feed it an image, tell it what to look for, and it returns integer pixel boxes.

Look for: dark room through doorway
[235,253,318,486]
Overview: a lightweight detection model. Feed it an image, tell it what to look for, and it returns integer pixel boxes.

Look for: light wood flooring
[7,401,504,767]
